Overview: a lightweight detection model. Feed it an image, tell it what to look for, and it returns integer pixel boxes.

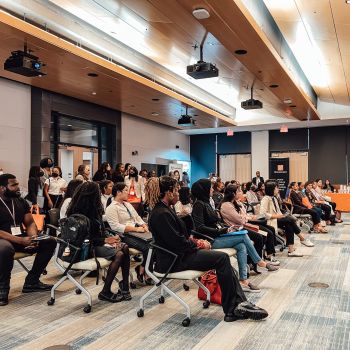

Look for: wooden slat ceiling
[0,10,235,130]
[264,0,350,106]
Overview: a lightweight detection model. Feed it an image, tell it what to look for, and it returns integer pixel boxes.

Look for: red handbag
[198,270,222,305]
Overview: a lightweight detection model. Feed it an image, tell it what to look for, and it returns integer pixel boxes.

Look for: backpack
[58,214,91,263]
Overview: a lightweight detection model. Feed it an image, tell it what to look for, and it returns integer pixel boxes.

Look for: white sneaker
[288,250,303,257]
[265,256,281,266]
[301,239,314,247]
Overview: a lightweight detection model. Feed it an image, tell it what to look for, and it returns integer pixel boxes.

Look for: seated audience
[92,162,112,182]
[323,179,335,193]
[67,182,131,303]
[0,174,56,306]
[174,187,193,217]
[43,166,66,211]
[112,163,125,183]
[124,166,144,202]
[60,179,83,219]
[145,176,268,322]
[260,181,314,258]
[105,183,151,285]
[192,179,278,293]
[255,182,265,201]
[212,179,225,208]
[220,184,279,265]
[173,170,181,182]
[75,164,91,182]
[99,180,114,210]
[315,179,340,222]
[124,163,132,177]
[252,171,264,186]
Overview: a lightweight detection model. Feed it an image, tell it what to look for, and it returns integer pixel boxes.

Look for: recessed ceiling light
[91,91,97,95]
[234,49,247,55]
[151,112,159,116]
[283,98,292,104]
[192,8,210,19]
[269,84,279,88]
[152,98,160,101]
[87,73,98,77]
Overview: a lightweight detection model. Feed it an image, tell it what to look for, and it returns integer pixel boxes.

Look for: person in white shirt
[105,183,151,285]
[174,187,192,217]
[43,166,67,211]
[124,166,144,202]
[99,180,113,211]
[60,179,83,219]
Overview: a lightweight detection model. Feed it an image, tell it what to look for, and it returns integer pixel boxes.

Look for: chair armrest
[191,230,214,243]
[149,242,178,286]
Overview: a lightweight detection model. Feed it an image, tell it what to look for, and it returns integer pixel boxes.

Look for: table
[325,193,350,212]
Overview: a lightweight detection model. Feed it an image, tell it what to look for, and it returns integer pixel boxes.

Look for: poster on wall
[269,157,289,198]
[169,163,183,175]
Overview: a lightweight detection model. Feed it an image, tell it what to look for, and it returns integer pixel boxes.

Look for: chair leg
[16,259,30,273]
[50,275,68,300]
[193,278,210,302]
[161,283,191,320]
[67,271,92,306]
[139,284,160,310]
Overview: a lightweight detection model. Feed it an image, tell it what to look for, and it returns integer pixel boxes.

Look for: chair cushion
[14,252,33,260]
[59,257,111,271]
[153,270,206,280]
[213,248,237,257]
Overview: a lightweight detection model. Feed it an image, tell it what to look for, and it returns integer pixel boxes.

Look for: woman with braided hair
[145,176,269,322]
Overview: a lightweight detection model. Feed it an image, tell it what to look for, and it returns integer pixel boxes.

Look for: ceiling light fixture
[67,124,72,127]
[151,112,159,116]
[91,92,96,95]
[283,98,292,104]
[152,98,160,101]
[290,105,297,108]
[192,8,210,19]
[234,49,247,55]
[227,129,234,136]
[346,0,350,4]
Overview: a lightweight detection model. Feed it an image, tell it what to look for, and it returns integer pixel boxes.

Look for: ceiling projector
[241,98,263,110]
[187,61,219,79]
[4,50,46,77]
[178,114,195,126]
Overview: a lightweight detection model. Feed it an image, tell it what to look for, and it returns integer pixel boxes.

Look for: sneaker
[265,263,280,271]
[98,291,123,303]
[265,256,280,266]
[240,283,261,293]
[301,239,314,247]
[22,281,53,293]
[288,250,303,257]
[234,301,268,320]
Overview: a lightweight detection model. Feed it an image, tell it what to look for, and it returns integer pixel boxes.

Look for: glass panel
[58,116,98,147]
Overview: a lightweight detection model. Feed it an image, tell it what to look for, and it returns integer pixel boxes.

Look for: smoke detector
[192,8,210,19]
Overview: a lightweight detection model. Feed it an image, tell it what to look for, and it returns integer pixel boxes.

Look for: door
[218,154,251,183]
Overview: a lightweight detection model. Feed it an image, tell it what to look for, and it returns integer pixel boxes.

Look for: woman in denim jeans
[191,179,279,293]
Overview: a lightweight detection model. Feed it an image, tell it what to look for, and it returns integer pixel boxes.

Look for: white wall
[0,78,31,187]
[251,131,269,180]
[121,113,190,169]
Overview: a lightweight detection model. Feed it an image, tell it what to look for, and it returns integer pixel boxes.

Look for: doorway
[58,145,98,181]
[218,154,252,183]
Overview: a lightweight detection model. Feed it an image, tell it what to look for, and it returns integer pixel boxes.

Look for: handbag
[198,270,222,305]
[30,205,45,231]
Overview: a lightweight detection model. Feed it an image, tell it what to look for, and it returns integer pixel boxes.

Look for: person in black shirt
[92,162,112,182]
[145,176,268,322]
[0,174,56,306]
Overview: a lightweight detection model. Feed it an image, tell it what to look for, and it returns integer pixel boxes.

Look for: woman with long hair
[75,165,90,182]
[92,162,112,182]
[59,179,83,218]
[112,163,125,183]
[25,166,44,209]
[145,176,268,322]
[67,182,131,303]
[99,180,114,210]
[124,166,144,202]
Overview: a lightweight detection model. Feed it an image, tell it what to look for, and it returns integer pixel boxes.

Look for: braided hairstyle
[144,176,177,209]
[67,181,104,221]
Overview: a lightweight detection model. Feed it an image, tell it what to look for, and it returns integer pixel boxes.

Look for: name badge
[11,226,22,236]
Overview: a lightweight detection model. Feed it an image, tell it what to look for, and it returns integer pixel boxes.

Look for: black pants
[292,206,321,225]
[122,235,149,267]
[245,230,264,258]
[277,216,301,246]
[318,203,332,221]
[0,237,56,294]
[181,250,246,315]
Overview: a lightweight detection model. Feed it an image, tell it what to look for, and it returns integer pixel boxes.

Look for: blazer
[259,195,281,231]
[149,202,197,273]
[252,176,264,185]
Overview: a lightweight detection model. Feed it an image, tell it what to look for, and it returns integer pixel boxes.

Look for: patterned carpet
[1,216,350,350]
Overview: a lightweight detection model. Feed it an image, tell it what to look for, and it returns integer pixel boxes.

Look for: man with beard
[0,174,55,306]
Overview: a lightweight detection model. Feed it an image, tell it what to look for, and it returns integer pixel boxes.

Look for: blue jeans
[212,234,262,281]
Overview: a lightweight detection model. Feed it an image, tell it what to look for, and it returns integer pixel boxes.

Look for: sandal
[98,291,123,303]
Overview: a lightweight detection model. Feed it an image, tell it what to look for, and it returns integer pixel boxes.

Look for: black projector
[241,98,263,110]
[187,61,219,79]
[4,50,46,77]
[178,115,194,126]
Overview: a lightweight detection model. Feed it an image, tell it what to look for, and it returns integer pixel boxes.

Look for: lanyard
[122,202,133,219]
[0,197,16,225]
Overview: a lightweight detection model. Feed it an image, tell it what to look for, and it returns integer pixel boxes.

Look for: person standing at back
[75,165,90,182]
[252,171,264,186]
[39,157,54,188]
[25,166,45,210]
[93,162,112,182]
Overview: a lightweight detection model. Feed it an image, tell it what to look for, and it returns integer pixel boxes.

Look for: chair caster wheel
[203,300,210,309]
[42,269,48,275]
[75,289,82,294]
[130,282,137,289]
[83,305,91,313]
[280,247,284,252]
[183,284,190,291]
[47,298,55,306]
[137,309,144,317]
[182,317,190,327]
[159,296,165,304]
